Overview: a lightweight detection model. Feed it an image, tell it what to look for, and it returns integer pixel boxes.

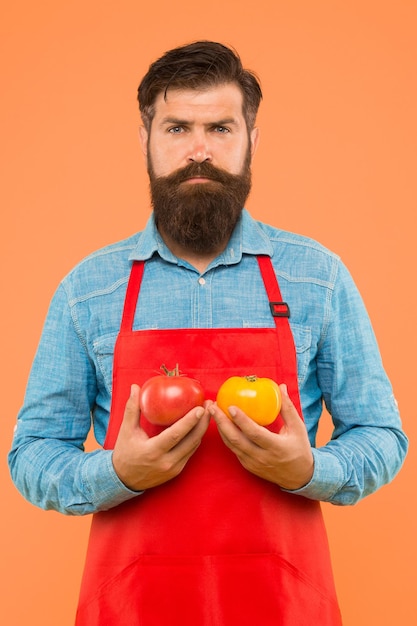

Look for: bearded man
[9,41,407,625]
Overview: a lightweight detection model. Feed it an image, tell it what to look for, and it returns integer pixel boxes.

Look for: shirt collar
[128,208,273,265]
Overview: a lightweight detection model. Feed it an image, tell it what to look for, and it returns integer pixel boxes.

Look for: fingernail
[196,408,204,419]
[280,384,288,396]
[229,407,237,418]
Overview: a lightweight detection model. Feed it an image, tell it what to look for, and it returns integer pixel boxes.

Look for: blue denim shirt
[8,210,407,514]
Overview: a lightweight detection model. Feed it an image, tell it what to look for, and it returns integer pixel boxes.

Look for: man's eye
[168,126,184,134]
[214,126,230,133]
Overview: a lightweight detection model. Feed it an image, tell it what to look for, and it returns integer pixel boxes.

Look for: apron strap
[120,261,145,332]
[256,255,290,324]
[257,255,304,417]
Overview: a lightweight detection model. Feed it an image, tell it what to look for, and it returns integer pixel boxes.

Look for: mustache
[157,161,237,186]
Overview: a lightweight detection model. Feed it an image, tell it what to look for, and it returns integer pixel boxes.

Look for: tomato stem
[245,375,259,382]
[160,363,180,377]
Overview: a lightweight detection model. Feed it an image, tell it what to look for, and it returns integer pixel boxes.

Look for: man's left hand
[209,384,314,491]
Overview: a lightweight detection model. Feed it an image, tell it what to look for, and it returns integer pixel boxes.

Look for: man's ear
[250,127,260,157]
[138,126,148,158]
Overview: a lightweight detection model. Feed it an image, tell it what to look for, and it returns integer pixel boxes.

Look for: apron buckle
[269,301,290,317]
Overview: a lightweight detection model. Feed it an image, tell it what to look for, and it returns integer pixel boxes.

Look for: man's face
[139,83,259,255]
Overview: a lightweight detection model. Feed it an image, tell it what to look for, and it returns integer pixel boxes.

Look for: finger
[121,384,142,431]
[171,414,211,462]
[209,402,238,435]
[156,406,209,453]
[211,402,273,451]
[210,403,257,453]
[115,384,150,449]
[278,384,304,430]
[157,411,211,475]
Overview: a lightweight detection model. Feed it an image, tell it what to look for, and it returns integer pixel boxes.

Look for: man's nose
[187,133,212,163]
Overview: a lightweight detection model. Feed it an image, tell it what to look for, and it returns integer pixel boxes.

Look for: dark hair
[138,41,262,131]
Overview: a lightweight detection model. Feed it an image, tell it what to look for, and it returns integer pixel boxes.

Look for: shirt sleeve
[289,261,408,504]
[8,283,139,515]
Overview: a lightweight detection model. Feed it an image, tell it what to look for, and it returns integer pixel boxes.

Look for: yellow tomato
[216,375,282,426]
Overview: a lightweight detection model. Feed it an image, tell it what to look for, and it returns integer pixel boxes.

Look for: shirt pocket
[93,333,118,394]
[290,323,312,387]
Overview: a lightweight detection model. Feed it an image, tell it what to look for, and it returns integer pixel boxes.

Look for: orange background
[1,1,416,624]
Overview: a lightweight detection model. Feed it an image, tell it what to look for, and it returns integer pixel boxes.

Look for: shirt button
[198,277,206,285]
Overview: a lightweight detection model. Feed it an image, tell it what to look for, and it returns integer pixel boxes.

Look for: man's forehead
[152,83,245,116]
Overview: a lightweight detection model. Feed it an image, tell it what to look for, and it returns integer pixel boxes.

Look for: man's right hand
[112,384,211,491]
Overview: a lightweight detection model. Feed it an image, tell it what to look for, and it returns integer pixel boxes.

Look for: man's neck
[158,226,227,274]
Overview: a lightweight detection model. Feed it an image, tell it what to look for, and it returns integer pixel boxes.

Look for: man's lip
[181,176,214,184]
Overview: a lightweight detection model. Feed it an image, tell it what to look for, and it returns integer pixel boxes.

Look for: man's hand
[210,384,314,491]
[112,384,211,491]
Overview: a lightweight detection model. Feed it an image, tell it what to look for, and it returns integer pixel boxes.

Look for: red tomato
[139,365,205,426]
[216,375,281,426]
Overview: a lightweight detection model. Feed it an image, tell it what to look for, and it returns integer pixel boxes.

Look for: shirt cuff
[282,447,346,502]
[82,449,143,511]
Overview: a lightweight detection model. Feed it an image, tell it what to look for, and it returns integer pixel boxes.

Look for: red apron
[76,256,341,625]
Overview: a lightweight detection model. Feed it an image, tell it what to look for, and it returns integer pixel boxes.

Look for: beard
[148,152,252,255]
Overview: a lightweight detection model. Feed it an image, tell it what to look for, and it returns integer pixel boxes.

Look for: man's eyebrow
[159,117,239,127]
[211,118,239,127]
[160,117,189,126]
